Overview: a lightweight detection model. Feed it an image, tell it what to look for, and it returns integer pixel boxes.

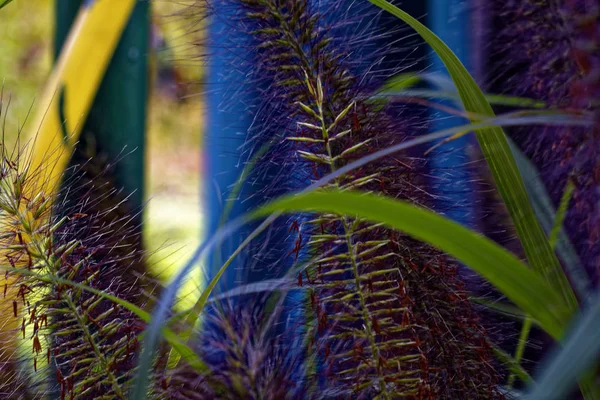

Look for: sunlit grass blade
[252,189,571,339]
[509,143,595,400]
[368,0,578,314]
[425,109,592,155]
[510,175,578,387]
[0,0,14,10]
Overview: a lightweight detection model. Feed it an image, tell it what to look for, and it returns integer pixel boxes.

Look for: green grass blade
[0,0,14,10]
[470,297,530,321]
[252,190,571,339]
[493,345,532,385]
[549,180,575,250]
[526,295,600,400]
[510,178,576,387]
[508,316,534,387]
[508,139,591,299]
[368,0,578,314]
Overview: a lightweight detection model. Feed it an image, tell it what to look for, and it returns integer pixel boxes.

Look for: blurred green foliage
[0,0,204,301]
[0,0,52,148]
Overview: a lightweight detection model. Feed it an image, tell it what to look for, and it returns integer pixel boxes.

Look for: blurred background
[0,0,204,300]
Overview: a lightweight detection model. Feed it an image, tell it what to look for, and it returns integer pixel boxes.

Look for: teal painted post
[54,0,149,211]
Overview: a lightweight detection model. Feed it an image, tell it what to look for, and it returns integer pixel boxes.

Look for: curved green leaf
[0,0,14,10]
[508,138,591,299]
[252,190,571,340]
[368,0,578,315]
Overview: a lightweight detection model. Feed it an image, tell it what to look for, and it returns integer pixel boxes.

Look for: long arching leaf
[367,0,579,315]
[252,189,571,340]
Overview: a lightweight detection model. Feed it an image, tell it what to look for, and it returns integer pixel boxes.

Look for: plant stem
[314,79,391,399]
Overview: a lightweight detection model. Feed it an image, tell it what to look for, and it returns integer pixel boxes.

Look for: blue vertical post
[202,0,431,313]
[427,0,477,229]
[203,0,429,297]
[204,9,265,291]
[203,5,309,379]
[202,0,431,379]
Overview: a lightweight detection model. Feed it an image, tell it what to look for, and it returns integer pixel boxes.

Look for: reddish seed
[323,342,331,359]
[380,355,390,370]
[352,110,360,131]
[19,284,29,303]
[34,336,42,354]
[71,212,88,219]
[311,164,320,180]
[372,316,380,334]
[305,269,313,284]
[13,300,17,317]
[289,220,299,233]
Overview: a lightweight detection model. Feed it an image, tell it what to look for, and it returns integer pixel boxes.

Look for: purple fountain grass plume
[486,0,600,287]
[162,298,310,400]
[167,1,507,398]
[0,99,155,398]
